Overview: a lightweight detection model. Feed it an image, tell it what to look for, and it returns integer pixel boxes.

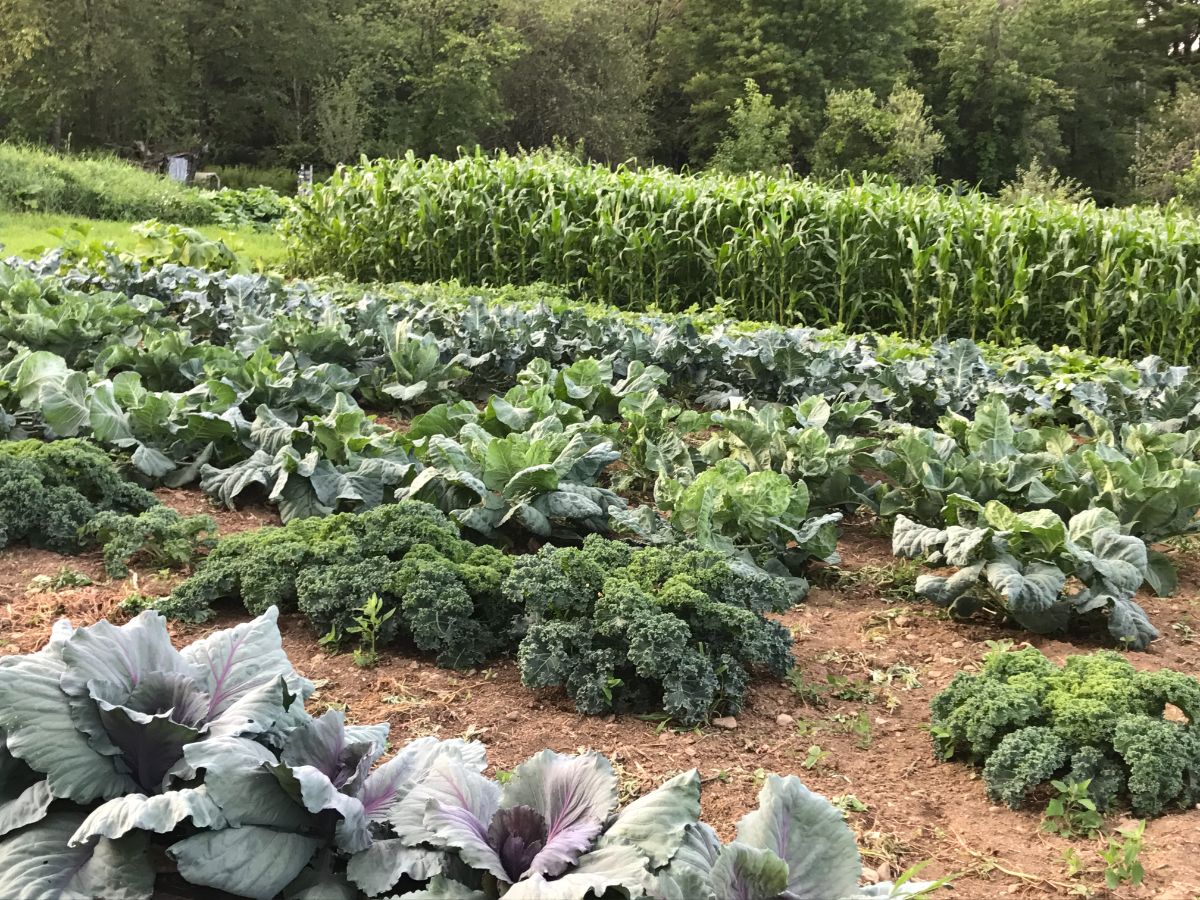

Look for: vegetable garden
[1,160,1199,898]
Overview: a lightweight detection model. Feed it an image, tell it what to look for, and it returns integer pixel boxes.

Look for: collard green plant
[398,417,625,542]
[892,497,1158,649]
[508,535,794,726]
[930,645,1200,817]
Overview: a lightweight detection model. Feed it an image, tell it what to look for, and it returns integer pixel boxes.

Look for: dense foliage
[930,646,1200,817]
[4,254,1198,647]
[162,501,514,668]
[509,535,795,725]
[0,438,212,579]
[288,153,1200,363]
[2,0,1196,207]
[0,438,157,553]
[0,606,930,898]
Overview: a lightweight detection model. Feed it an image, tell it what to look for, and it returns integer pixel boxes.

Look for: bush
[0,143,219,223]
[510,534,795,725]
[707,79,792,175]
[930,645,1200,816]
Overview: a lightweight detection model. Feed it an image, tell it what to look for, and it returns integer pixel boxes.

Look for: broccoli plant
[0,438,158,554]
[930,645,1200,816]
[162,501,516,668]
[84,505,216,577]
[509,535,794,726]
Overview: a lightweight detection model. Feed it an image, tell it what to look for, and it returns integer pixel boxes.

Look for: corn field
[286,151,1200,363]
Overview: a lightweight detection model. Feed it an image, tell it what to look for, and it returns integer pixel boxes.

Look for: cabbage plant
[0,607,314,897]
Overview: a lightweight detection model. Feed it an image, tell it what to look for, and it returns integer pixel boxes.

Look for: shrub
[930,645,1200,816]
[707,79,792,175]
[510,534,795,726]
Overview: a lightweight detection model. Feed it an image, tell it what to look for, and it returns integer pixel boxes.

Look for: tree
[662,0,916,166]
[496,0,651,162]
[811,83,944,182]
[1131,84,1200,203]
[912,0,1159,200]
[707,79,791,174]
[344,0,520,158]
[315,75,367,165]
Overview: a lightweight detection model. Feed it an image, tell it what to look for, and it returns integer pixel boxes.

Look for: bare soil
[1,488,1198,899]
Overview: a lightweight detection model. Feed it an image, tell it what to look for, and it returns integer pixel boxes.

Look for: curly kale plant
[84,505,216,577]
[163,501,515,668]
[509,535,794,726]
[930,645,1200,816]
[0,438,158,553]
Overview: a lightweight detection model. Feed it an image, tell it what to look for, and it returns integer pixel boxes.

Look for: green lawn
[0,211,288,269]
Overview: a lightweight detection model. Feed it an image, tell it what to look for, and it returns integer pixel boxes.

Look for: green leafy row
[0,439,213,577]
[163,503,794,727]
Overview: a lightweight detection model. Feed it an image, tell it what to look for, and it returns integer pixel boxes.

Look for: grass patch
[0,211,288,270]
[0,143,220,223]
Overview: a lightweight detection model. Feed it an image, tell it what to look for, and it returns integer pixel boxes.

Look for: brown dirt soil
[1,489,1198,899]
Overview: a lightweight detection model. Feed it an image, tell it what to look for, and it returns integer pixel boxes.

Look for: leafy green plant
[346,593,395,667]
[892,497,1158,648]
[399,416,625,542]
[0,438,158,554]
[656,458,842,578]
[1042,779,1105,838]
[508,535,794,726]
[26,568,92,593]
[163,501,516,669]
[930,645,1200,816]
[1100,820,1146,890]
[84,506,216,577]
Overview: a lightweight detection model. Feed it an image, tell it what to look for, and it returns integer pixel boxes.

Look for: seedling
[1099,820,1146,890]
[1042,779,1103,838]
[801,745,829,770]
[347,593,395,668]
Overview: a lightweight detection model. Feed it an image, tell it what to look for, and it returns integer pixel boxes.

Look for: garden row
[286,152,1200,363]
[0,606,933,899]
[2,452,1198,899]
[3,255,1199,652]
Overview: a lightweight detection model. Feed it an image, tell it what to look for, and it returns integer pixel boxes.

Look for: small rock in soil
[776,713,795,726]
[894,616,911,627]
[505,710,520,721]
[711,716,738,730]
